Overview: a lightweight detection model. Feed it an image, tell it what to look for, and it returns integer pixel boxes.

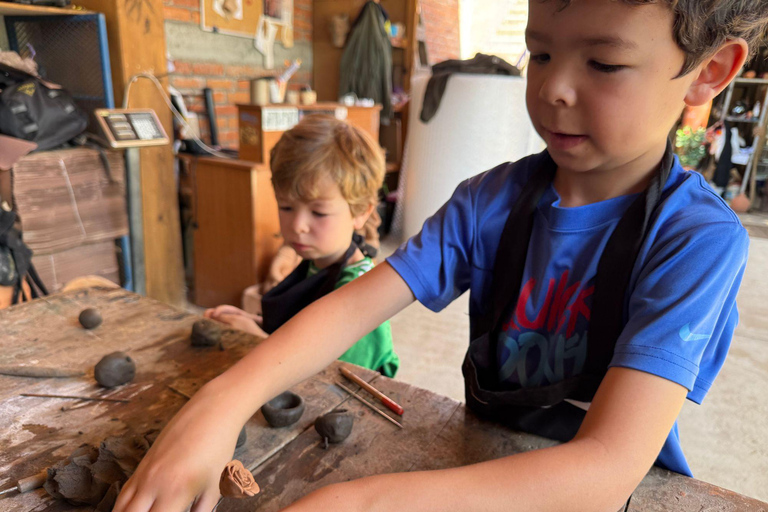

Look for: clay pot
[314,409,354,448]
[730,194,750,213]
[79,308,103,330]
[261,391,305,427]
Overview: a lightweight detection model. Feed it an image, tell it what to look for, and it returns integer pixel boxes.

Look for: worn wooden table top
[1,288,765,512]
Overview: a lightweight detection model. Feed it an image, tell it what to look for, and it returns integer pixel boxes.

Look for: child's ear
[353,203,375,230]
[685,38,749,107]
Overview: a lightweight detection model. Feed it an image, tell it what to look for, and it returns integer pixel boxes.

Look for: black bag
[0,209,47,305]
[0,62,87,151]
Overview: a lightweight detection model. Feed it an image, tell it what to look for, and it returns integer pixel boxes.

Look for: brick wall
[163,0,312,148]
[421,0,460,64]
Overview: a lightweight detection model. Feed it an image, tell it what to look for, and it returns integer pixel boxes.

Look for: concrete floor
[383,224,768,501]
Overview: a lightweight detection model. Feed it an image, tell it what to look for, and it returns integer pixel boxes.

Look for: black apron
[462,142,674,442]
[261,234,375,334]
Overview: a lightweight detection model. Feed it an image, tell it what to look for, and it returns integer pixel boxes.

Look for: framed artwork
[201,0,293,48]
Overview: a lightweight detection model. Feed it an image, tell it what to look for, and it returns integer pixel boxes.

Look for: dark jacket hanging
[339,1,393,120]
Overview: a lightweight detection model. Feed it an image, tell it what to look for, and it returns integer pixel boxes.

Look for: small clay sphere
[236,425,247,449]
[314,409,354,447]
[94,352,136,388]
[261,391,305,428]
[78,308,103,330]
[191,319,222,347]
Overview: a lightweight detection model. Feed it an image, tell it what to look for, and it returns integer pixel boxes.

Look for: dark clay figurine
[94,352,136,388]
[261,391,305,428]
[191,319,222,347]
[78,308,102,330]
[314,409,354,449]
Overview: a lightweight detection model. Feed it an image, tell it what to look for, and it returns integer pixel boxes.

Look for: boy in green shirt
[205,114,399,377]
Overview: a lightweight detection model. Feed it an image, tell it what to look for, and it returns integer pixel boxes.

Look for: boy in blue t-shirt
[116,1,767,511]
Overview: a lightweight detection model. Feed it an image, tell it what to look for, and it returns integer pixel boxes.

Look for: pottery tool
[0,469,48,496]
[21,393,130,403]
[337,382,403,429]
[0,366,84,378]
[339,366,404,415]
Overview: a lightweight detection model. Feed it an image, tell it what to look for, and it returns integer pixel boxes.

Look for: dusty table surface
[0,288,765,512]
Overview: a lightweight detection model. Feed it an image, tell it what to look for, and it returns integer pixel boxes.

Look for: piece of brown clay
[78,308,102,330]
[261,391,305,428]
[219,460,260,498]
[191,319,222,347]
[44,430,158,510]
[94,352,135,388]
[236,426,247,449]
[314,409,354,449]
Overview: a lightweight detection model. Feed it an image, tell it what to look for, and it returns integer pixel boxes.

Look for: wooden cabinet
[189,157,282,308]
[237,103,382,164]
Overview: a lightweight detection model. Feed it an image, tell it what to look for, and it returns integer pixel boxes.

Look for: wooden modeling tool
[337,382,403,429]
[339,366,404,415]
[0,366,84,378]
[0,469,48,496]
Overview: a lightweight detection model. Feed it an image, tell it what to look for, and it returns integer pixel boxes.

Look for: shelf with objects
[714,74,768,211]
[0,3,138,297]
[313,0,425,235]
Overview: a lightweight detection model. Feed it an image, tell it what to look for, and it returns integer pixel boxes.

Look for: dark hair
[552,0,768,76]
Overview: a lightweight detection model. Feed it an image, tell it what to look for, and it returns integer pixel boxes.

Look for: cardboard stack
[9,148,128,293]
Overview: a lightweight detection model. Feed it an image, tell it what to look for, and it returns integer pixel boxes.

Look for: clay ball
[261,391,305,428]
[191,319,222,347]
[314,409,354,445]
[78,308,103,330]
[236,425,247,449]
[94,352,136,388]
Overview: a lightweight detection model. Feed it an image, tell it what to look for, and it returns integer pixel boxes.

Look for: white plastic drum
[397,72,544,241]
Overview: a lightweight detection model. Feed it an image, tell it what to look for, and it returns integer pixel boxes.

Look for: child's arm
[113,263,416,512]
[284,366,687,512]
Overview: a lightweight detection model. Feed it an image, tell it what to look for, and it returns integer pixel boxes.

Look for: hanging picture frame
[200,0,293,48]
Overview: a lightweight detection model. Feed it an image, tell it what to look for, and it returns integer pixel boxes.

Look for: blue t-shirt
[387,151,748,476]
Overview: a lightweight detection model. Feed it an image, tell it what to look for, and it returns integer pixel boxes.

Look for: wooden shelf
[0,2,92,16]
[734,77,768,85]
[390,37,407,49]
[726,116,761,123]
[386,162,400,173]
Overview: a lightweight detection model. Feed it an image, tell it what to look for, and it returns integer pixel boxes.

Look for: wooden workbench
[1,288,765,512]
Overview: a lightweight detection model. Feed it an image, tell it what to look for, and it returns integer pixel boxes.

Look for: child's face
[276,173,369,268]
[525,0,699,175]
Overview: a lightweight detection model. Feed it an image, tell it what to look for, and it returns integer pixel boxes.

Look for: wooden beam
[75,0,185,306]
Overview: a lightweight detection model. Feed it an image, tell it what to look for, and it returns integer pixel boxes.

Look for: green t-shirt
[308,257,400,377]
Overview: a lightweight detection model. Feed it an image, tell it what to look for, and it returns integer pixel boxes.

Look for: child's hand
[204,304,263,324]
[113,385,242,512]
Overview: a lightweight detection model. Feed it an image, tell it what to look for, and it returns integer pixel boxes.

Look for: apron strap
[485,141,674,394]
[261,238,361,334]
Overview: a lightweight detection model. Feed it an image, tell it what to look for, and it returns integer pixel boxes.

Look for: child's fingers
[203,309,216,319]
[189,487,221,512]
[211,305,247,319]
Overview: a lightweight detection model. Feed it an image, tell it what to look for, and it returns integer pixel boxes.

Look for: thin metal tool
[340,366,404,415]
[337,382,403,429]
[167,385,191,400]
[0,469,48,496]
[21,393,130,403]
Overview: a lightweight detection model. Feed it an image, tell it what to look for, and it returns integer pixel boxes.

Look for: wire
[123,73,234,159]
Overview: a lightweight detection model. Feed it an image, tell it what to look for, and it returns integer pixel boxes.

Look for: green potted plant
[675,126,707,170]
